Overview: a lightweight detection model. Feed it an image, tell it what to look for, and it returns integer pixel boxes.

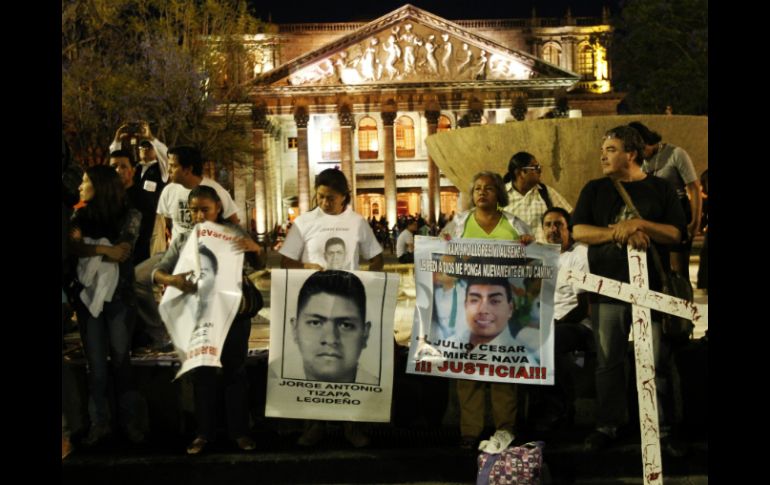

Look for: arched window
[395,115,415,158]
[578,42,594,78]
[321,119,341,161]
[357,116,379,159]
[542,42,562,66]
[437,115,452,132]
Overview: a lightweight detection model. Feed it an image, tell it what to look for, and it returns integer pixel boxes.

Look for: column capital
[381,111,397,126]
[424,110,440,126]
[294,107,309,128]
[251,106,269,130]
[338,104,355,128]
[511,96,528,121]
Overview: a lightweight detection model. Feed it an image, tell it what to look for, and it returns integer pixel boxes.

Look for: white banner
[158,221,243,379]
[266,269,399,422]
[406,237,560,385]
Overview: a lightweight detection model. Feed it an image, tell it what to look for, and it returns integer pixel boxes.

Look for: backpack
[537,184,553,210]
[477,441,545,485]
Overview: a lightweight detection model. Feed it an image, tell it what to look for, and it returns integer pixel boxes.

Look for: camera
[125,121,143,135]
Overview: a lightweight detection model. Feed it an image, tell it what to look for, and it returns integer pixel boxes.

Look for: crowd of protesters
[62,120,706,460]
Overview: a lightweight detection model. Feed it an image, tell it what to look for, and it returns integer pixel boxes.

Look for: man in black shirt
[572,125,686,456]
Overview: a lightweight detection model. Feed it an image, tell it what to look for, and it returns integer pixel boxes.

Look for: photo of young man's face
[324,238,347,270]
[198,254,217,301]
[465,283,513,343]
[292,292,371,382]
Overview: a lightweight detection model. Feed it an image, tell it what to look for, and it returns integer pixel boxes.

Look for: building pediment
[253,4,578,93]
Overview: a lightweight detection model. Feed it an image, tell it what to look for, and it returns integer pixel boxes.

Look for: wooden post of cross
[558,247,706,485]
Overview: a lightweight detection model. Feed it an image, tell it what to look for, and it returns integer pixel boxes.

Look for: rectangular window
[358,129,379,159]
[321,130,341,161]
[287,137,298,149]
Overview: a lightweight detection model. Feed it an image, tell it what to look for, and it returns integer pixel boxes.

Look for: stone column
[294,107,310,214]
[264,123,275,235]
[251,106,269,242]
[563,37,575,73]
[233,163,248,231]
[338,105,356,210]
[272,129,284,227]
[425,109,441,224]
[381,110,397,227]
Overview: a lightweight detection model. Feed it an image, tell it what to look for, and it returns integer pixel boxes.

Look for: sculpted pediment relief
[254,5,578,89]
[286,22,535,86]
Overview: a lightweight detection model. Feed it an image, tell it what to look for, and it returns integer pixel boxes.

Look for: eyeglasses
[520,165,542,173]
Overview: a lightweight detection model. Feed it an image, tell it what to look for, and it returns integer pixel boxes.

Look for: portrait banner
[266,269,399,422]
[406,236,560,385]
[158,221,243,379]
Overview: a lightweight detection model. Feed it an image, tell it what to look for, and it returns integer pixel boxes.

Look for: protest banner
[406,236,560,385]
[266,269,399,422]
[158,221,243,379]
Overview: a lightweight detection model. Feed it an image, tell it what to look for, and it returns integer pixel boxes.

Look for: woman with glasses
[503,151,573,242]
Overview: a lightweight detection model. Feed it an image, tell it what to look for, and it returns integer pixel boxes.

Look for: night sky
[247,1,621,24]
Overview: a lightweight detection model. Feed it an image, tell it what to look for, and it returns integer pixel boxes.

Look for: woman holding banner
[440,171,534,450]
[280,168,383,448]
[153,185,263,455]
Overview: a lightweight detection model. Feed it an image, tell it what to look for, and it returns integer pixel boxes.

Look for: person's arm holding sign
[152,233,197,293]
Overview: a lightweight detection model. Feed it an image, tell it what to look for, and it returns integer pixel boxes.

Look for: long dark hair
[75,165,128,241]
[503,151,536,184]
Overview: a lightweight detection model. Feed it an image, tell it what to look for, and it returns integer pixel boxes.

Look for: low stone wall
[426,115,708,208]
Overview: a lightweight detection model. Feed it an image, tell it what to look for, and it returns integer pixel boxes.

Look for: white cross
[557,247,705,485]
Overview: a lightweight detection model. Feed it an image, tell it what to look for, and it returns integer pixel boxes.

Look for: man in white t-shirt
[134,146,240,352]
[396,219,418,264]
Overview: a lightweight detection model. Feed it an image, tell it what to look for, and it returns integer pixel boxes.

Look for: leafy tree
[610,0,708,115]
[62,0,266,166]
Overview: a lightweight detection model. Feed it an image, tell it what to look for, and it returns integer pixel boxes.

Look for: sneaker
[82,425,111,447]
[62,435,73,460]
[235,436,256,451]
[132,346,155,356]
[186,436,208,455]
[154,342,175,354]
[479,429,514,453]
[584,430,614,452]
[343,422,370,448]
[297,421,325,447]
[660,436,688,458]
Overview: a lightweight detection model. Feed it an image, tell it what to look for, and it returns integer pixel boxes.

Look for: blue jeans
[79,295,147,433]
[590,302,674,431]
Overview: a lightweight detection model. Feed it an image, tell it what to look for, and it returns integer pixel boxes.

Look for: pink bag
[477,441,544,485]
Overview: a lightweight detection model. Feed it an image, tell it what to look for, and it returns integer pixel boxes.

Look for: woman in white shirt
[280,168,383,271]
[279,168,383,447]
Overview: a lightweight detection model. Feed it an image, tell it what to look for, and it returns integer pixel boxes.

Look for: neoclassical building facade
[217,5,621,239]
